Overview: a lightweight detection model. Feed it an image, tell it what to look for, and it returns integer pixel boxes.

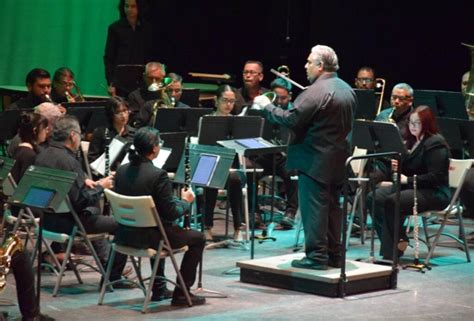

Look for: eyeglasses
[242,70,261,76]
[409,120,422,127]
[60,80,74,87]
[356,78,374,84]
[391,95,412,101]
[219,98,236,104]
[166,88,182,94]
[114,110,129,115]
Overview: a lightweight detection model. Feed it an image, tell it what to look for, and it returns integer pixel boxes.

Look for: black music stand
[436,91,469,120]
[154,108,212,136]
[174,144,234,298]
[113,64,145,97]
[246,109,292,144]
[436,117,465,152]
[217,138,287,259]
[7,165,77,313]
[349,120,407,277]
[460,120,474,158]
[197,116,264,146]
[413,90,439,116]
[354,89,377,120]
[67,106,107,135]
[160,132,187,172]
[180,88,201,107]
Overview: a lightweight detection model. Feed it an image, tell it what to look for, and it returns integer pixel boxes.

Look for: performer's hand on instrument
[391,159,398,172]
[99,175,114,189]
[181,188,195,203]
[251,95,272,110]
[84,178,97,189]
[400,174,408,184]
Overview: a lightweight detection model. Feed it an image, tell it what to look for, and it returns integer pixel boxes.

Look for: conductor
[252,45,355,270]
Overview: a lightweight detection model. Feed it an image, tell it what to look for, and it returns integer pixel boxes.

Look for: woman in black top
[371,105,451,259]
[11,113,49,183]
[88,97,135,172]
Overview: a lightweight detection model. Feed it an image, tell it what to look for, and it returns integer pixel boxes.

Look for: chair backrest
[104,189,159,228]
[448,159,473,188]
[351,146,368,178]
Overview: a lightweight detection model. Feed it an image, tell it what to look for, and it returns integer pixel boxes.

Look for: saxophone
[0,234,24,292]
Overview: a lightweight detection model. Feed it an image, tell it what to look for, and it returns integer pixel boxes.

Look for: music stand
[0,156,16,197]
[154,108,213,136]
[67,106,107,135]
[354,89,377,120]
[160,132,187,172]
[436,91,469,120]
[413,90,439,116]
[0,110,28,154]
[113,64,145,97]
[174,144,234,298]
[246,109,291,144]
[8,165,77,313]
[459,119,474,158]
[180,88,201,107]
[217,138,287,259]
[436,117,465,151]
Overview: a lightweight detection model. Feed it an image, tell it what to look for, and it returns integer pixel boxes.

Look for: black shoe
[151,287,173,302]
[23,314,56,321]
[171,292,206,306]
[328,257,342,268]
[291,257,328,270]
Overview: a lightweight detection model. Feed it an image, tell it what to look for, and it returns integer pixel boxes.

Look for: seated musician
[354,66,389,111]
[7,68,52,110]
[234,60,269,115]
[202,85,246,242]
[165,73,191,108]
[369,106,450,260]
[50,67,81,103]
[88,97,135,168]
[113,127,206,306]
[127,62,166,122]
[34,116,127,281]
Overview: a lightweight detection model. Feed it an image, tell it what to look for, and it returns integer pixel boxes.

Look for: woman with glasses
[371,105,451,260]
[88,97,135,171]
[203,85,246,242]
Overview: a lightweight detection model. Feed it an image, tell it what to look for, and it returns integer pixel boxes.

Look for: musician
[50,67,78,103]
[203,85,245,241]
[354,66,389,110]
[235,60,269,115]
[127,61,166,121]
[247,78,299,229]
[7,102,62,157]
[113,127,206,306]
[35,116,127,282]
[10,113,48,183]
[104,0,153,97]
[376,83,414,137]
[370,106,450,260]
[460,71,474,218]
[6,68,51,110]
[88,97,135,168]
[165,73,191,108]
[253,45,355,270]
[461,71,469,97]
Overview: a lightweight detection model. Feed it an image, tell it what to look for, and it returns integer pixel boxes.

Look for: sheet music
[120,146,172,169]
[90,138,125,176]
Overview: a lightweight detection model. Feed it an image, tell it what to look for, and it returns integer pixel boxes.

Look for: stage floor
[1,213,473,320]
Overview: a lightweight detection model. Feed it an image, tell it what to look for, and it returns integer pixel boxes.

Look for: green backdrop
[0,0,119,96]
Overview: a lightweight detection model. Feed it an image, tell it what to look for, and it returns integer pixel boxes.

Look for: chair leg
[53,236,76,297]
[98,244,116,305]
[421,217,431,252]
[81,234,107,280]
[457,211,471,262]
[166,244,193,307]
[142,253,161,314]
[294,208,303,248]
[424,218,448,266]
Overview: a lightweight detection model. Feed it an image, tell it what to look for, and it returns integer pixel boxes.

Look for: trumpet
[65,81,85,102]
[375,78,386,115]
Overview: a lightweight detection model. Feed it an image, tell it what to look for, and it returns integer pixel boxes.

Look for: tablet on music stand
[23,186,56,209]
[191,154,220,187]
[235,138,271,149]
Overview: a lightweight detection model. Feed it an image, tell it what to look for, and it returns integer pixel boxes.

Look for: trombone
[375,78,386,115]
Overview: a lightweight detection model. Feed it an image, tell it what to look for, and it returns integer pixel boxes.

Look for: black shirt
[11,146,37,183]
[7,94,44,110]
[88,125,135,168]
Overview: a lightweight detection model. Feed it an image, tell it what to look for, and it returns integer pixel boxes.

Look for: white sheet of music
[120,146,172,169]
[90,138,125,176]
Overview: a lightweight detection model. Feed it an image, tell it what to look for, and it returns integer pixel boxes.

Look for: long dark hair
[128,126,160,164]
[18,112,49,151]
[118,0,149,22]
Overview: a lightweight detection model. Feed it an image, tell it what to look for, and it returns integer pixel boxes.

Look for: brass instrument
[0,234,24,293]
[270,68,307,90]
[149,77,174,127]
[276,65,290,78]
[44,94,52,102]
[262,91,277,103]
[375,78,386,115]
[65,81,85,102]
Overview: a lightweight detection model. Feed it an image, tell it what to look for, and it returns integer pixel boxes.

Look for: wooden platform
[237,253,395,297]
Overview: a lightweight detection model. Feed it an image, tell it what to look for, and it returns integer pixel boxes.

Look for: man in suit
[253,45,355,270]
[113,126,206,306]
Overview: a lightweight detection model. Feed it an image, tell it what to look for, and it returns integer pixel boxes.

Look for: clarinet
[104,128,111,176]
[183,136,191,230]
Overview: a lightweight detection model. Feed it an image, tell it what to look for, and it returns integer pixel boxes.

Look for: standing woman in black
[104,0,153,97]
[372,105,451,260]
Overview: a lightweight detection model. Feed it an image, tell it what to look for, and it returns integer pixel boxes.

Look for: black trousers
[11,250,38,319]
[204,171,244,230]
[299,173,342,264]
[247,153,299,215]
[460,168,474,218]
[368,186,450,259]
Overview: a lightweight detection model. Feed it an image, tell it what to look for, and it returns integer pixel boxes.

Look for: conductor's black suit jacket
[263,72,356,185]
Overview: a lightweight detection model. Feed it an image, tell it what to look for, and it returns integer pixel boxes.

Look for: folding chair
[419,158,473,265]
[98,189,192,313]
[32,198,108,297]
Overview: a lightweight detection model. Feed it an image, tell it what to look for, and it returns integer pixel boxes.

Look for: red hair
[404,105,439,149]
